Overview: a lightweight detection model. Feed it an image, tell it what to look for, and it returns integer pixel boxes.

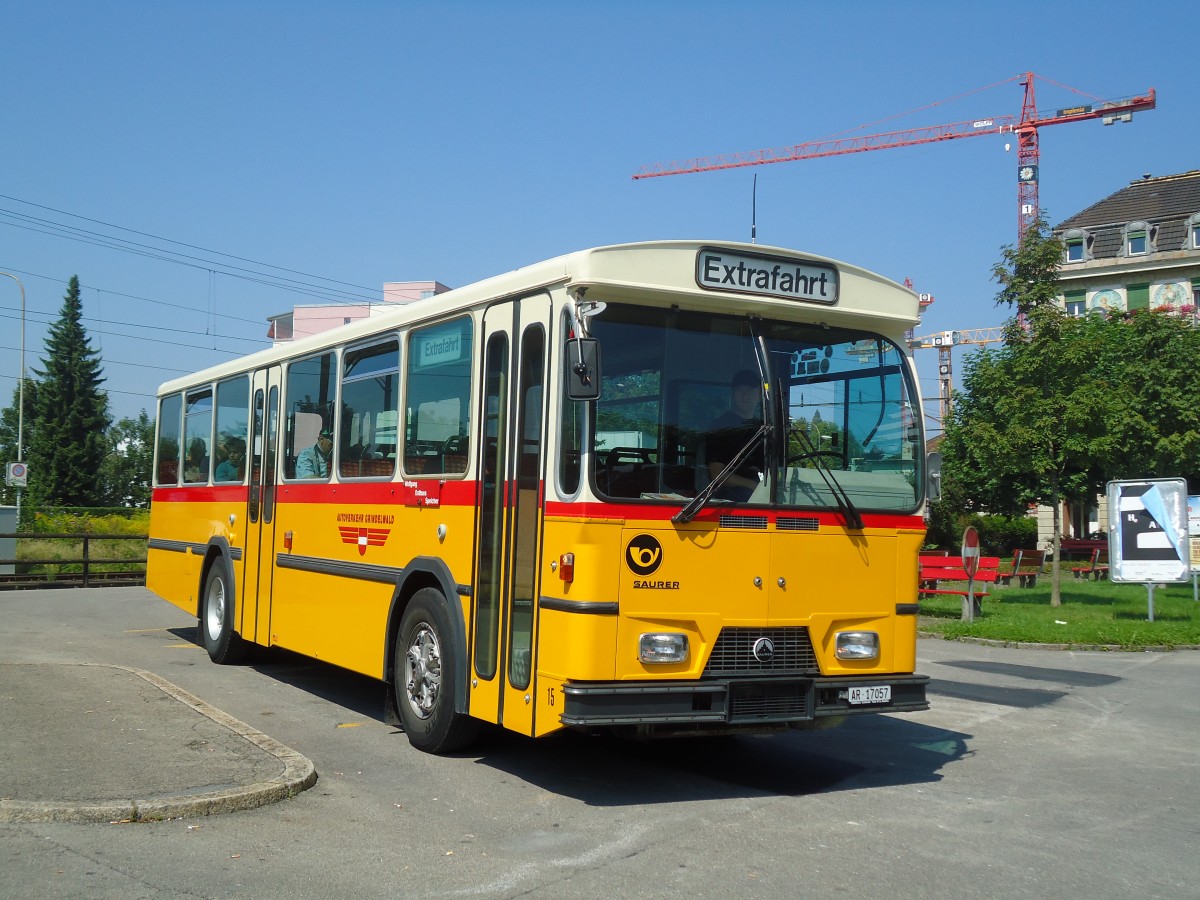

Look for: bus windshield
[590,303,922,514]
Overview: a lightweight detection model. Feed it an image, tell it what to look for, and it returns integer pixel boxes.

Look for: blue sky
[2,1,1196,427]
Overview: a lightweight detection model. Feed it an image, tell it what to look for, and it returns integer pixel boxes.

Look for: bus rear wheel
[395,588,479,754]
[201,559,247,664]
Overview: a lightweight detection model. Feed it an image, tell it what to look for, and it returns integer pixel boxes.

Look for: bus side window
[156,393,183,485]
[214,375,249,483]
[340,339,399,479]
[405,318,473,476]
[558,321,583,496]
[284,352,336,480]
[183,388,213,484]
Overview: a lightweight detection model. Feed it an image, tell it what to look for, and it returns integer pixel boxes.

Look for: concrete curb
[0,664,317,825]
[919,631,1200,652]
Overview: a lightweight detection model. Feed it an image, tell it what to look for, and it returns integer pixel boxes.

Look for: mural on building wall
[1088,288,1124,315]
[1152,281,1190,311]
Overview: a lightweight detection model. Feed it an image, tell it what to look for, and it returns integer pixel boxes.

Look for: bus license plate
[848,685,891,705]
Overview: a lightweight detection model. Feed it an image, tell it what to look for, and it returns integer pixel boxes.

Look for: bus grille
[776,516,819,531]
[703,627,819,677]
[719,514,768,530]
[729,682,808,722]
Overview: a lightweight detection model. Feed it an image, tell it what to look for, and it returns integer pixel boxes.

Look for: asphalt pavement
[3,587,1199,899]
[0,660,316,824]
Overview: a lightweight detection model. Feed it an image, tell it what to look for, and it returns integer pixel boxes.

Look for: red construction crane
[633,73,1155,241]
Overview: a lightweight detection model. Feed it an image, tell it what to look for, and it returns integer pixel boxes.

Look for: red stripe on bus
[151,485,921,529]
[543,500,923,529]
[152,485,249,503]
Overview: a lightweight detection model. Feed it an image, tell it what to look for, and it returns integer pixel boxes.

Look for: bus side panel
[267,494,476,680]
[147,491,228,618]
[268,498,390,677]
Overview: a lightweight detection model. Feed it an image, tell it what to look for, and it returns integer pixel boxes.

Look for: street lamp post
[0,271,25,524]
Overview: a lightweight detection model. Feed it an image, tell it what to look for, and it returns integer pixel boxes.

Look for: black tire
[201,558,247,664]
[395,588,479,754]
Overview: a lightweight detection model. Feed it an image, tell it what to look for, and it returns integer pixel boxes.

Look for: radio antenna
[751,174,757,243]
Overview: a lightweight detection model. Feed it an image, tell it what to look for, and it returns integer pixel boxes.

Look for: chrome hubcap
[206,577,226,643]
[404,625,441,720]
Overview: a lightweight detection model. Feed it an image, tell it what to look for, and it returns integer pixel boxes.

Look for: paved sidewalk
[0,662,317,824]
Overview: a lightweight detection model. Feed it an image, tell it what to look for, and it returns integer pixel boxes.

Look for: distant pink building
[266,280,451,342]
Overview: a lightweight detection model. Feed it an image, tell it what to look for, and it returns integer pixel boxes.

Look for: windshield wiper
[673,423,769,525]
[789,425,864,530]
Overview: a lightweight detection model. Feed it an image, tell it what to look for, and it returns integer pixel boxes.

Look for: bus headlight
[639,633,689,664]
[836,631,879,660]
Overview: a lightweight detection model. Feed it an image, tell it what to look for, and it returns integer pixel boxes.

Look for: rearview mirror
[565,338,602,401]
[926,451,942,502]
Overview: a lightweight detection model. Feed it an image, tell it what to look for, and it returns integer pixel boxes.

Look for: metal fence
[0,532,148,589]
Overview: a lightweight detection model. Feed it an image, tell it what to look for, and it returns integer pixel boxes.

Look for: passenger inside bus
[295,429,333,478]
[184,438,210,483]
[214,436,246,483]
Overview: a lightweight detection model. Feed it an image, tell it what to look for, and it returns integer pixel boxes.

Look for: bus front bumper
[559,674,929,729]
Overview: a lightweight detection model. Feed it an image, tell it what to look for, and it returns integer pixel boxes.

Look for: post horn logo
[625,534,663,576]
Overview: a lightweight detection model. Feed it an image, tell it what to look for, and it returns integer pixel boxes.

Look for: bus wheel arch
[385,565,478,753]
[199,543,247,665]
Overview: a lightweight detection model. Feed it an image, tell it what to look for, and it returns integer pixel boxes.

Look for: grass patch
[919,577,1200,649]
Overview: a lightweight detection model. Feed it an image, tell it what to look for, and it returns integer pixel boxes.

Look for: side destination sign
[696,248,838,305]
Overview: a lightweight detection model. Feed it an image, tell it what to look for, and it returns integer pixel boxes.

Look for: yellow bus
[148,240,934,753]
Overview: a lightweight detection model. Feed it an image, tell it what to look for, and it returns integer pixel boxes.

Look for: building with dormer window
[1054,170,1200,321]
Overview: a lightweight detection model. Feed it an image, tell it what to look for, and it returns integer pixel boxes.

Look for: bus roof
[156,240,918,397]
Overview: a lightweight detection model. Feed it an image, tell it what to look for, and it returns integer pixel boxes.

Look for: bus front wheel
[395,588,479,753]
[201,559,247,664]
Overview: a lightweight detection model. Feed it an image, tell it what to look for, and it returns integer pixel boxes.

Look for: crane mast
[908,327,1005,425]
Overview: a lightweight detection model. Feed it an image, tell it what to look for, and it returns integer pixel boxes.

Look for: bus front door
[472,295,550,736]
[240,366,281,646]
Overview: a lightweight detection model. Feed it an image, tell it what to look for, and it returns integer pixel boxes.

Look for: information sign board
[1106,479,1189,584]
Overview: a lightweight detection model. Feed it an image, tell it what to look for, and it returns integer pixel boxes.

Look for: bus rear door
[240,366,281,645]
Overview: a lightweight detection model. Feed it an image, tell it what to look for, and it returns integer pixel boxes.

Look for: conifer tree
[26,276,111,510]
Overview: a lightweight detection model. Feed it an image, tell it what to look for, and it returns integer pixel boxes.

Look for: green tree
[26,276,111,511]
[942,218,1108,606]
[1092,310,1200,489]
[99,412,155,508]
[944,217,1200,606]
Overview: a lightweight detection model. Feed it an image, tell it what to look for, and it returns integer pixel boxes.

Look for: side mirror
[565,338,602,401]
[926,451,942,502]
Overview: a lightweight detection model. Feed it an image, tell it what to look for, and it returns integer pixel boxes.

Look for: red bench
[998,549,1046,588]
[1071,547,1110,580]
[919,554,1001,599]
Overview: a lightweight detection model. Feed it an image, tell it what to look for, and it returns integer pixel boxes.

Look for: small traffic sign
[961,526,980,579]
[5,462,26,487]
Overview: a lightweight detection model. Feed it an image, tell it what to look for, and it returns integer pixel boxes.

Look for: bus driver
[705,369,765,501]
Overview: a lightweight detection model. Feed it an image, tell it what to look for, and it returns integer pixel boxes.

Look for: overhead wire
[0,193,381,304]
[0,193,415,411]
